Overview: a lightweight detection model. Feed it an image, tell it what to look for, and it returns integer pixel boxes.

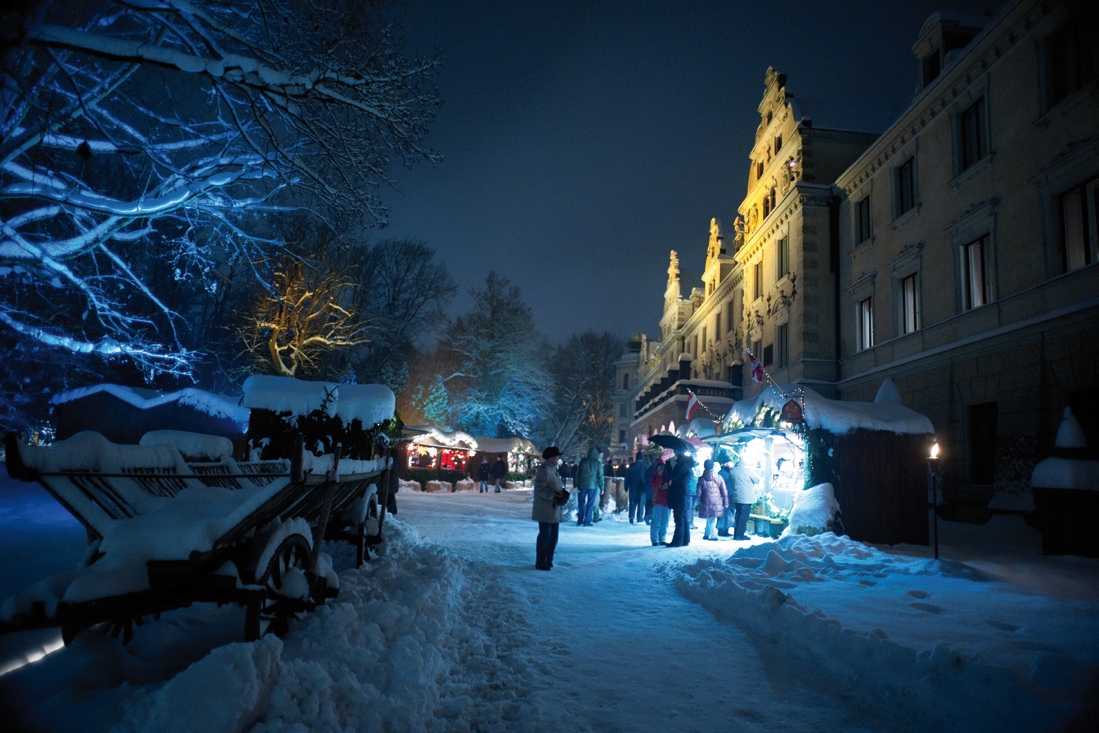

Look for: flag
[686,392,701,421]
[747,352,764,383]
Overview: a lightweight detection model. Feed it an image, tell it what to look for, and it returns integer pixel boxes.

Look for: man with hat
[532,446,567,570]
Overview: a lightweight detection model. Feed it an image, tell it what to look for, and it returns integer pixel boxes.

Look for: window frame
[857,297,874,351]
[776,235,790,280]
[962,234,992,310]
[894,156,917,218]
[855,194,872,245]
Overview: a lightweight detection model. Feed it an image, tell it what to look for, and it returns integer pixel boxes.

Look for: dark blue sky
[379,0,1001,343]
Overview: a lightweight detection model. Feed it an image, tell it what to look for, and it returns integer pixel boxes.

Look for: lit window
[858,298,874,351]
[901,274,919,334]
[963,235,991,309]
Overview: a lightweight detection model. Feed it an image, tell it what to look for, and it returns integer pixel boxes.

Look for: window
[895,157,917,217]
[715,312,722,337]
[618,429,626,444]
[1045,9,1099,108]
[963,235,991,309]
[776,236,789,279]
[763,344,773,366]
[619,404,627,418]
[752,339,761,363]
[753,261,763,300]
[776,323,789,368]
[622,373,629,390]
[958,97,987,172]
[901,273,920,334]
[1059,178,1098,272]
[756,161,764,181]
[921,49,942,88]
[855,196,872,244]
[774,135,783,155]
[857,297,874,351]
[967,402,998,485]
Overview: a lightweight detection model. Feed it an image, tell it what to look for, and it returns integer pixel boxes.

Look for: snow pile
[782,482,839,535]
[1031,407,1099,491]
[114,518,517,733]
[424,481,452,493]
[454,478,475,491]
[140,430,233,460]
[399,478,422,492]
[677,533,1099,731]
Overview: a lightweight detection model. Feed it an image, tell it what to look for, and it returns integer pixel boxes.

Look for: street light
[928,442,941,560]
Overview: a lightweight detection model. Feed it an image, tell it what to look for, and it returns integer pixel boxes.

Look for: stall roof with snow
[51,384,250,444]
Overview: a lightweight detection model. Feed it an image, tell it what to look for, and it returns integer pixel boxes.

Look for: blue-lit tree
[442,272,550,438]
[0,0,440,381]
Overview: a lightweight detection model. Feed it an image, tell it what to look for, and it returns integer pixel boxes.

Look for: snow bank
[140,430,233,460]
[677,533,1099,732]
[115,518,487,733]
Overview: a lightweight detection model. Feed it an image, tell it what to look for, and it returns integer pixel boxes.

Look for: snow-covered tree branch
[0,0,440,377]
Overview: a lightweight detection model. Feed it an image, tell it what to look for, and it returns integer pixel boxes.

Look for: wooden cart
[1,430,391,644]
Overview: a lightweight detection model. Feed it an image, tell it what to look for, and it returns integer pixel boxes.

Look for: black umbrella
[648,434,691,453]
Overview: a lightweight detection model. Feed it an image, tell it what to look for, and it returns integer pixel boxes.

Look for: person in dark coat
[532,446,566,570]
[491,455,507,493]
[625,452,648,524]
[477,457,490,493]
[666,452,696,547]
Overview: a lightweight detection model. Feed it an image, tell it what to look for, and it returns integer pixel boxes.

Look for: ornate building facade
[624,0,1099,502]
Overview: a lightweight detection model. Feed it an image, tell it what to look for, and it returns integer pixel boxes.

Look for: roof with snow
[242,376,395,427]
[473,437,537,455]
[51,384,249,425]
[722,383,934,436]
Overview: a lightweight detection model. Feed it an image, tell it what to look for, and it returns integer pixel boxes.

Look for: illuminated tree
[0,0,440,377]
[442,272,549,438]
[238,254,366,378]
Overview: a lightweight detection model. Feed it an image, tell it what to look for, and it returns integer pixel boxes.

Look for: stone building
[625,0,1098,508]
[834,0,1099,503]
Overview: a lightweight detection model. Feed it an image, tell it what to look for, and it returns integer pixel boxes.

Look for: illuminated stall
[704,382,935,545]
[473,437,537,476]
[407,428,476,473]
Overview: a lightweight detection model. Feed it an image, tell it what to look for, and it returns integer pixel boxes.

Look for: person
[649,458,671,546]
[685,457,701,529]
[696,459,729,540]
[625,452,648,524]
[666,452,696,547]
[642,458,657,525]
[477,457,490,493]
[532,446,566,570]
[729,452,762,540]
[717,455,736,536]
[575,446,603,527]
[491,455,507,493]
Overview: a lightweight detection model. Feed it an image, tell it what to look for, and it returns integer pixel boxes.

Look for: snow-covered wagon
[0,376,399,644]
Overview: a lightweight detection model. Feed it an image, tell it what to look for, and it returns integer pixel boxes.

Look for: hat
[704,459,715,470]
[542,446,562,459]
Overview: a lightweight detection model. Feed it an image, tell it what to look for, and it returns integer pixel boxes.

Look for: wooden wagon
[0,377,398,644]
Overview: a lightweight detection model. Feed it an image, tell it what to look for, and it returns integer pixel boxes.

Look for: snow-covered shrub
[783,483,841,538]
[425,480,452,493]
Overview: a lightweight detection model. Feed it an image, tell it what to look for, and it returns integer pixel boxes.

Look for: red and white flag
[747,352,764,383]
[686,392,701,421]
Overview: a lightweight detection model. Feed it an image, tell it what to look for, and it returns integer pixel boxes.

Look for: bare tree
[539,330,625,454]
[0,0,440,377]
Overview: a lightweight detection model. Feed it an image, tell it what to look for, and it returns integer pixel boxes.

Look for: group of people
[475,455,508,493]
[531,444,761,569]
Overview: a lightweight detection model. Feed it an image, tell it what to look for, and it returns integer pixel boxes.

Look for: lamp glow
[929,443,940,460]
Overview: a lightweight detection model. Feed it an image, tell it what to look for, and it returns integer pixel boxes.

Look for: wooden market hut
[714,381,934,546]
[472,437,537,476]
[51,384,250,446]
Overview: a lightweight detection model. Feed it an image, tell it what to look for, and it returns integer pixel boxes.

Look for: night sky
[378,0,1001,344]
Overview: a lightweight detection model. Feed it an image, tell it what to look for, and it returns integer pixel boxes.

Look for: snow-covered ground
[1,474,1097,732]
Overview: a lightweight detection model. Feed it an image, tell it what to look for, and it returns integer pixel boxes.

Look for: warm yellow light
[929,442,940,460]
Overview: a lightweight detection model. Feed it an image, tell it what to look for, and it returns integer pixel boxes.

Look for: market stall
[406,428,476,473]
[705,381,934,545]
[473,437,537,478]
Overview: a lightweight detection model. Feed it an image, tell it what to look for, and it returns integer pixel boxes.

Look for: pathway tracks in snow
[400,491,892,733]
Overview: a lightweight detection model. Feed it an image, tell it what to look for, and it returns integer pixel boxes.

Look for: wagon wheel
[245,534,313,641]
[356,494,382,567]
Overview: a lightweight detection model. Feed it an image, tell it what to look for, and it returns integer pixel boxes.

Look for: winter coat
[728,459,761,505]
[491,458,507,480]
[531,461,564,523]
[625,459,648,496]
[696,468,729,519]
[575,447,604,490]
[650,460,669,506]
[666,455,696,506]
[477,461,490,481]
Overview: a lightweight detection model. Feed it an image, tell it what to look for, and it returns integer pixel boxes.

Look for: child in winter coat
[697,459,729,540]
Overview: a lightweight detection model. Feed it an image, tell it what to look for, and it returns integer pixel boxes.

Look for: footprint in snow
[907,589,930,599]
[910,602,943,614]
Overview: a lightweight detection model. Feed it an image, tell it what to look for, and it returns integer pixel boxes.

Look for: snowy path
[397,490,888,732]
